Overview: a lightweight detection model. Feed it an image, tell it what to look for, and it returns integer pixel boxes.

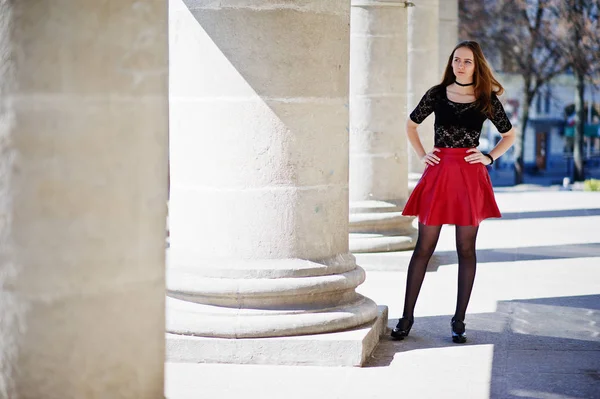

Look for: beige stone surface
[167,306,388,366]
[0,1,168,398]
[348,0,416,253]
[169,0,351,260]
[439,0,459,76]
[167,0,379,350]
[407,0,440,174]
[349,1,409,202]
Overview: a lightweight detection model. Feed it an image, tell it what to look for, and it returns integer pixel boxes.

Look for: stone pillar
[167,0,385,366]
[0,2,168,398]
[439,0,459,76]
[348,0,416,253]
[407,0,440,176]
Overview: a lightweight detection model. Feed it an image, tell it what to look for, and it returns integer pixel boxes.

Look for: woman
[391,41,516,343]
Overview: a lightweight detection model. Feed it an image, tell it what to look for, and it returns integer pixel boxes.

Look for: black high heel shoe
[391,317,414,340]
[451,318,467,344]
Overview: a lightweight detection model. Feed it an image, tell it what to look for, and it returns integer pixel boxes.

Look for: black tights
[402,223,479,322]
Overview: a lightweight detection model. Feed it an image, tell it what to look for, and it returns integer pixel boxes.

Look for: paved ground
[166,189,600,399]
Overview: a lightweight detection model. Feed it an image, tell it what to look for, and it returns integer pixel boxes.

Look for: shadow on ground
[425,242,600,272]
[366,294,600,398]
[355,243,600,272]
[500,208,600,220]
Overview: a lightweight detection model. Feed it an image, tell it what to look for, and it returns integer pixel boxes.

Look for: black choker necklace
[455,81,474,87]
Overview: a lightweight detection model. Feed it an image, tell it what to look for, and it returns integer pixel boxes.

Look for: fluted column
[407,0,440,176]
[439,0,459,76]
[167,0,383,364]
[0,2,168,398]
[348,0,416,253]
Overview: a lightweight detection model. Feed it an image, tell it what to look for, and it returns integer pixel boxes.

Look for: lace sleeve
[489,94,512,133]
[409,87,437,124]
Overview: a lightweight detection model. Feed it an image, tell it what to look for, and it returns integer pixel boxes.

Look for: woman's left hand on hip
[464,148,491,165]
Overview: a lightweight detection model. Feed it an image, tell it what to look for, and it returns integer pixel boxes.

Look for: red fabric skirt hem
[402,148,501,226]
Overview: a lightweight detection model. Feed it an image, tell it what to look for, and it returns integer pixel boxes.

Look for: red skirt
[402,148,501,226]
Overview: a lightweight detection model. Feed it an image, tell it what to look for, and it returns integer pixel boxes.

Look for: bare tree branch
[459,0,573,183]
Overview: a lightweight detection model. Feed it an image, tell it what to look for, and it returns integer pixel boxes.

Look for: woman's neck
[450,82,474,95]
[455,79,473,86]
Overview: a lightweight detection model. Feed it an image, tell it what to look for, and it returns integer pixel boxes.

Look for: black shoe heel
[451,318,467,344]
[391,317,414,340]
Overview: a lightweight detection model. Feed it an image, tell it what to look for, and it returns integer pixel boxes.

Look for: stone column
[167,0,385,366]
[407,0,440,176]
[348,0,416,253]
[439,0,459,76]
[0,2,168,398]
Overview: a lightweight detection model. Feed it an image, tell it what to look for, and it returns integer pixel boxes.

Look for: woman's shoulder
[490,86,506,99]
[490,90,505,106]
[424,84,445,99]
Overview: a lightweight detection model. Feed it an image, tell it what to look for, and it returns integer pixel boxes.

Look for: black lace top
[409,86,513,148]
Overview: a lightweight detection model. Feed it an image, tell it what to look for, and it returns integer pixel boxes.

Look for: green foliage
[583,179,600,191]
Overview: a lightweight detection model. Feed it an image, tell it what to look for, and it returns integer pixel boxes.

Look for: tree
[460,0,569,184]
[555,0,600,181]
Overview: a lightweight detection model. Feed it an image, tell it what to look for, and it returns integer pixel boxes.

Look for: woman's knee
[456,242,476,259]
[414,239,437,259]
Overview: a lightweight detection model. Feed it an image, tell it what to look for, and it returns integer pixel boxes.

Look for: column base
[166,306,388,367]
[349,200,417,253]
[350,233,415,252]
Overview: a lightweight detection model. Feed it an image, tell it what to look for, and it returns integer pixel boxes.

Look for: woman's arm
[406,118,440,165]
[488,127,516,160]
[486,94,516,161]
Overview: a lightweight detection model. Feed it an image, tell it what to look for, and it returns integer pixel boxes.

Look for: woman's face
[452,47,475,81]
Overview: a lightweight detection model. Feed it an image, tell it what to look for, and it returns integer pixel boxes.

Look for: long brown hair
[439,40,504,117]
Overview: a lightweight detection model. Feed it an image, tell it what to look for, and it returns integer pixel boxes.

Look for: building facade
[482,73,600,182]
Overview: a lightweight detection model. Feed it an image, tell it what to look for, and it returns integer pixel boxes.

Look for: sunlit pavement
[166,189,600,399]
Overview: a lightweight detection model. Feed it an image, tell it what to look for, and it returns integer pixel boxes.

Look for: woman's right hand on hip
[421,148,441,166]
